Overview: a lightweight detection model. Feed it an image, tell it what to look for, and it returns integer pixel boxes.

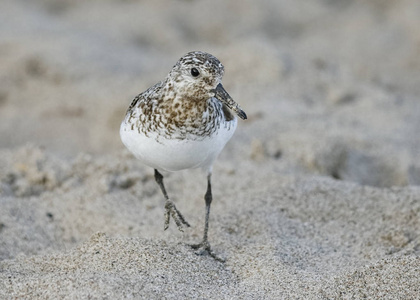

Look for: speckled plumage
[124,81,233,141]
[122,51,238,143]
[120,51,246,260]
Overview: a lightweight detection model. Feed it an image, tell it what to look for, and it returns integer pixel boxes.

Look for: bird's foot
[164,199,190,232]
[190,240,225,263]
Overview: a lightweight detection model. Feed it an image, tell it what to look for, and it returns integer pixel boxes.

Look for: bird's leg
[154,169,190,231]
[191,173,225,262]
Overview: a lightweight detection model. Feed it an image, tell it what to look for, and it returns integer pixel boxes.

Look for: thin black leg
[154,169,168,199]
[203,173,212,244]
[154,169,190,231]
[191,173,225,262]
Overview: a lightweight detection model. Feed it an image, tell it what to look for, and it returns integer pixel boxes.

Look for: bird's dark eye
[191,68,200,77]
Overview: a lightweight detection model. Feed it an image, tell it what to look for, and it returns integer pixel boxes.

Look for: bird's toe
[164,199,190,232]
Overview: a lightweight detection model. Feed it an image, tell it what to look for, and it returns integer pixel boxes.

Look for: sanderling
[120,51,246,260]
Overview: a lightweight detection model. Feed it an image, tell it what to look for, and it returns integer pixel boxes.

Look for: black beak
[212,83,247,120]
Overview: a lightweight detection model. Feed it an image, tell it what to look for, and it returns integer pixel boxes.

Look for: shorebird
[120,51,246,260]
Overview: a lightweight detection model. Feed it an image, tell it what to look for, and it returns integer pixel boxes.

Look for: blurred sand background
[1,0,420,298]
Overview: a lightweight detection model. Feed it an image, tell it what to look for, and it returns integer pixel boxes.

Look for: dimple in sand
[120,51,246,260]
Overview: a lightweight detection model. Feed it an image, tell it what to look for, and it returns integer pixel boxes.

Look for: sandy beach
[1,0,419,298]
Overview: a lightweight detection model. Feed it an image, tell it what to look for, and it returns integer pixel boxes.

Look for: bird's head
[168,51,247,120]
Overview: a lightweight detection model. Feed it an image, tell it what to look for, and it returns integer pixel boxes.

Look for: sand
[1,0,419,299]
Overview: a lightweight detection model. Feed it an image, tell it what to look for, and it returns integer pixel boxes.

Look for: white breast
[120,118,237,173]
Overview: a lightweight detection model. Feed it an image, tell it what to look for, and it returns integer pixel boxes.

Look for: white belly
[120,119,237,172]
